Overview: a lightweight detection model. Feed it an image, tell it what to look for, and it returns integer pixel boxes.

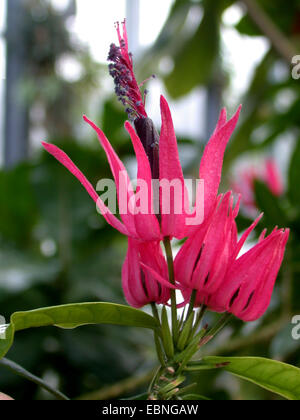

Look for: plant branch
[185,289,197,323]
[77,370,155,400]
[151,303,166,366]
[241,0,296,63]
[0,358,69,401]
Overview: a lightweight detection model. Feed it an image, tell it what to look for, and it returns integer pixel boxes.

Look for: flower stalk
[163,237,178,344]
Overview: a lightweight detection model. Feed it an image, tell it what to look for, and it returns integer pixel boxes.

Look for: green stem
[151,302,160,325]
[185,289,197,324]
[178,305,187,330]
[163,237,178,343]
[0,358,69,401]
[203,313,233,344]
[190,305,207,337]
[151,303,166,366]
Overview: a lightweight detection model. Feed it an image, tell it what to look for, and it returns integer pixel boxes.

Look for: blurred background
[0,0,299,400]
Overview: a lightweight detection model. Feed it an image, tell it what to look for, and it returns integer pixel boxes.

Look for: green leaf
[164,0,221,97]
[235,15,262,37]
[203,356,300,400]
[0,302,159,360]
[235,0,298,37]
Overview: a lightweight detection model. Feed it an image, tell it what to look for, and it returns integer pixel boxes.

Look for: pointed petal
[212,229,289,320]
[259,228,267,242]
[125,121,161,240]
[230,233,283,314]
[159,95,189,239]
[198,106,241,219]
[233,212,264,260]
[140,263,179,290]
[42,142,129,236]
[213,108,227,133]
[174,197,221,289]
[83,116,137,237]
[233,194,242,218]
[241,229,289,321]
[191,192,233,293]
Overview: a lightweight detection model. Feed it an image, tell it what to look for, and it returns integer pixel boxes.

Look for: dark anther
[134,117,160,180]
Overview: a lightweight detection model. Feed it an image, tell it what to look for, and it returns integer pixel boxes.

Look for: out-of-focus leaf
[0,303,159,359]
[224,52,275,167]
[138,0,192,78]
[235,0,300,37]
[235,15,261,37]
[254,180,286,229]
[203,356,300,400]
[101,98,127,141]
[288,139,300,208]
[164,0,222,98]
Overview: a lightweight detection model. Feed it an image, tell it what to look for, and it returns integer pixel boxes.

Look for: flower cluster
[107,21,149,119]
[42,21,289,323]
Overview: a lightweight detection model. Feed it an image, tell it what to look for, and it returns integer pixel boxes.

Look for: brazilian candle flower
[26,15,300,402]
[42,20,289,324]
[209,227,289,322]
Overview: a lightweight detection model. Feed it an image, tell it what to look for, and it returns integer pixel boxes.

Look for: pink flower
[122,238,170,308]
[233,159,284,213]
[209,227,289,322]
[42,19,241,242]
[175,192,289,322]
